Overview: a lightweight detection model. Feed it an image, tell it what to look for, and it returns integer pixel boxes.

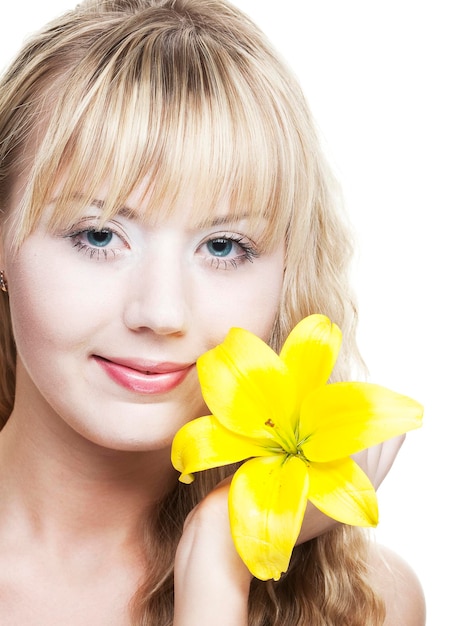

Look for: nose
[123,249,189,336]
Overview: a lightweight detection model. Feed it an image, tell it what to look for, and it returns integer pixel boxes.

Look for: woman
[0,0,425,623]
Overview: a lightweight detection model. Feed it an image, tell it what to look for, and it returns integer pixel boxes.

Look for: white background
[1,2,465,623]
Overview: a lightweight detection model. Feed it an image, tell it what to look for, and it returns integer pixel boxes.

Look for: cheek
[8,264,61,354]
[240,251,285,339]
[235,279,282,338]
[7,250,107,357]
[198,254,284,344]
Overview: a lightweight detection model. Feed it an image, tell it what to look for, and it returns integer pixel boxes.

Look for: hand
[173,436,405,623]
[173,481,251,626]
[352,435,406,489]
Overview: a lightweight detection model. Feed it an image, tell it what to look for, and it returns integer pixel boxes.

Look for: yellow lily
[171,314,423,581]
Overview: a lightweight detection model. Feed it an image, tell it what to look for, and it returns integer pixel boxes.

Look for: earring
[0,270,8,293]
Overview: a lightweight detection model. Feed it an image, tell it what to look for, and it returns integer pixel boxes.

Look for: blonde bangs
[13,6,306,250]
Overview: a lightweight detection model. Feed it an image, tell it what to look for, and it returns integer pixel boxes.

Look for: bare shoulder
[367,543,426,626]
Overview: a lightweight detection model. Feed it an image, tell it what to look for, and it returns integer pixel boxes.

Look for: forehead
[6,7,307,249]
[11,95,293,249]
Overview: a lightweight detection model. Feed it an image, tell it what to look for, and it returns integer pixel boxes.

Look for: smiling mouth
[93,356,195,395]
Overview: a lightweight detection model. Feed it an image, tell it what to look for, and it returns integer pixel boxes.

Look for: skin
[0,175,425,624]
[3,181,285,454]
[174,483,427,626]
[0,177,285,623]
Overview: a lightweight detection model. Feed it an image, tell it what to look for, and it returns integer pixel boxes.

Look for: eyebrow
[84,198,138,220]
[54,193,262,227]
[195,213,264,229]
[50,193,139,220]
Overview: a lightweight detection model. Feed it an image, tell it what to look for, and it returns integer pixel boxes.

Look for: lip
[93,356,195,395]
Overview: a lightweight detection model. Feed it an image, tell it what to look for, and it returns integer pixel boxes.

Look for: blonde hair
[0,0,384,623]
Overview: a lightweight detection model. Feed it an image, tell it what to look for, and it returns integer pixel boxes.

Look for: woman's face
[2,180,285,452]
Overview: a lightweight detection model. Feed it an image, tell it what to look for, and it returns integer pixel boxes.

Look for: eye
[85,229,114,247]
[199,233,259,270]
[65,222,129,261]
[206,238,234,257]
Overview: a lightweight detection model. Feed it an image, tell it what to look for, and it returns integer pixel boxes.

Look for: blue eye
[207,238,233,257]
[199,233,259,270]
[67,223,127,261]
[86,230,113,247]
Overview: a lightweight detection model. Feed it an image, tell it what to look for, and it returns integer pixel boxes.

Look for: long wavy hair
[0,0,385,623]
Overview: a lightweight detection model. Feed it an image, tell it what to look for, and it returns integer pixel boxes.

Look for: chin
[76,421,179,454]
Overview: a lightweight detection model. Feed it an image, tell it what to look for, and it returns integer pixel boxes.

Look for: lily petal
[171,415,270,483]
[307,457,379,526]
[280,314,342,404]
[300,382,423,461]
[197,328,296,443]
[229,455,309,581]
